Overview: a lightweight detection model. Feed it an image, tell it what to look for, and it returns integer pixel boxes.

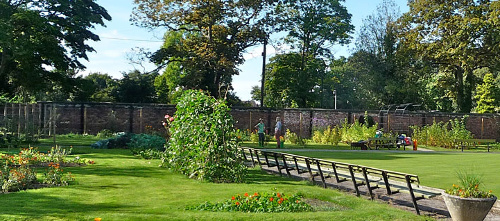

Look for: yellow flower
[95,218,102,221]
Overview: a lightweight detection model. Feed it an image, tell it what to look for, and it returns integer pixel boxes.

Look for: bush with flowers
[43,162,75,186]
[0,146,88,192]
[162,90,246,183]
[189,192,313,212]
[445,170,494,198]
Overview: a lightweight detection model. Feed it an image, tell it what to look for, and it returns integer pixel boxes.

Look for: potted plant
[443,171,497,221]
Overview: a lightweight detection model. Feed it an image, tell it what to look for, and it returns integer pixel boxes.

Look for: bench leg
[273,153,282,176]
[405,175,420,215]
[282,154,291,176]
[305,159,314,181]
[349,165,361,197]
[316,160,327,188]
[362,167,375,200]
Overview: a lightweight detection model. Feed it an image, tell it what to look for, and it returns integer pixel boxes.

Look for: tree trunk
[454,66,466,113]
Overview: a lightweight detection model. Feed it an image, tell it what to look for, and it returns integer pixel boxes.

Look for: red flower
[277,193,281,198]
[231,196,235,200]
[254,192,258,196]
[270,197,274,202]
[244,193,249,197]
[235,202,240,206]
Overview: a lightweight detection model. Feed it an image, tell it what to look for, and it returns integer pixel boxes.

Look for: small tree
[474,73,497,113]
[163,90,246,183]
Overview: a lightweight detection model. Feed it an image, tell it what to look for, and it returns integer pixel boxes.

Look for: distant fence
[0,102,498,140]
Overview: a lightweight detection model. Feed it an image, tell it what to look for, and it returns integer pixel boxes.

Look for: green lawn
[279,150,500,195]
[36,134,103,147]
[0,147,428,221]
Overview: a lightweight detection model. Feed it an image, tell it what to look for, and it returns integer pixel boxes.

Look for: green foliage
[398,0,500,112]
[284,129,307,146]
[0,147,82,192]
[340,117,378,143]
[43,162,75,186]
[91,133,134,149]
[474,73,497,113]
[128,134,166,155]
[1,165,37,192]
[446,170,494,198]
[286,129,299,144]
[188,192,313,213]
[0,0,111,99]
[250,132,259,143]
[264,53,326,108]
[410,116,473,148]
[0,127,19,148]
[132,0,271,99]
[96,129,114,139]
[82,73,118,102]
[114,70,159,103]
[163,90,246,183]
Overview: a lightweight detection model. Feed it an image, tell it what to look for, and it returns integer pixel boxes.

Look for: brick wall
[4,102,496,140]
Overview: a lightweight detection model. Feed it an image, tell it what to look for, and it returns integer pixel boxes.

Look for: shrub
[250,132,259,143]
[91,133,134,149]
[341,114,378,143]
[163,90,246,183]
[97,129,114,138]
[43,162,75,186]
[1,165,37,192]
[285,129,298,144]
[312,130,322,143]
[189,192,313,212]
[128,133,166,155]
[410,116,473,148]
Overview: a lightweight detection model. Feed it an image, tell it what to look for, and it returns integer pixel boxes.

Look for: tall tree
[0,0,111,100]
[114,70,158,103]
[131,0,274,99]
[264,53,325,108]
[398,0,500,112]
[276,0,353,65]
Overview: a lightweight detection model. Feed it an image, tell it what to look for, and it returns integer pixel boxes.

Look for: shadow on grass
[243,168,311,186]
[67,163,166,178]
[0,191,134,218]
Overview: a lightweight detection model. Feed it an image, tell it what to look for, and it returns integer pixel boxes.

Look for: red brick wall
[24,102,499,140]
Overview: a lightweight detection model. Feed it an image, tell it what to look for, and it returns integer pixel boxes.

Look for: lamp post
[333,90,337,110]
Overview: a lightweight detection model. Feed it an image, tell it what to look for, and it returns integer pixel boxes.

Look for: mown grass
[0,147,429,221]
[281,150,500,195]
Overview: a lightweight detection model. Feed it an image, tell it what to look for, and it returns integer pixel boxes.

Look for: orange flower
[244,193,249,197]
[235,202,240,206]
[231,196,235,200]
[254,192,258,196]
[277,193,281,198]
[94,218,102,221]
[269,197,274,202]
[296,200,299,203]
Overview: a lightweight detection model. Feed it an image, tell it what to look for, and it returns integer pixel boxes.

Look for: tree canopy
[0,0,111,99]
[397,0,500,112]
[132,0,272,99]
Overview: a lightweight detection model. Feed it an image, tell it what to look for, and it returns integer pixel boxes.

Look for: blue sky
[80,0,409,101]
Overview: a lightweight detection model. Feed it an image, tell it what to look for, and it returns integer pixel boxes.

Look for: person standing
[254,118,265,147]
[275,117,282,148]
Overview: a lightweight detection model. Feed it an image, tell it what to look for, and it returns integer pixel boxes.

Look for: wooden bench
[368,137,408,150]
[239,147,441,215]
[454,139,497,152]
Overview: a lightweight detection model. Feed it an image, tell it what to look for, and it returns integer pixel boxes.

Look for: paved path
[252,148,500,220]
